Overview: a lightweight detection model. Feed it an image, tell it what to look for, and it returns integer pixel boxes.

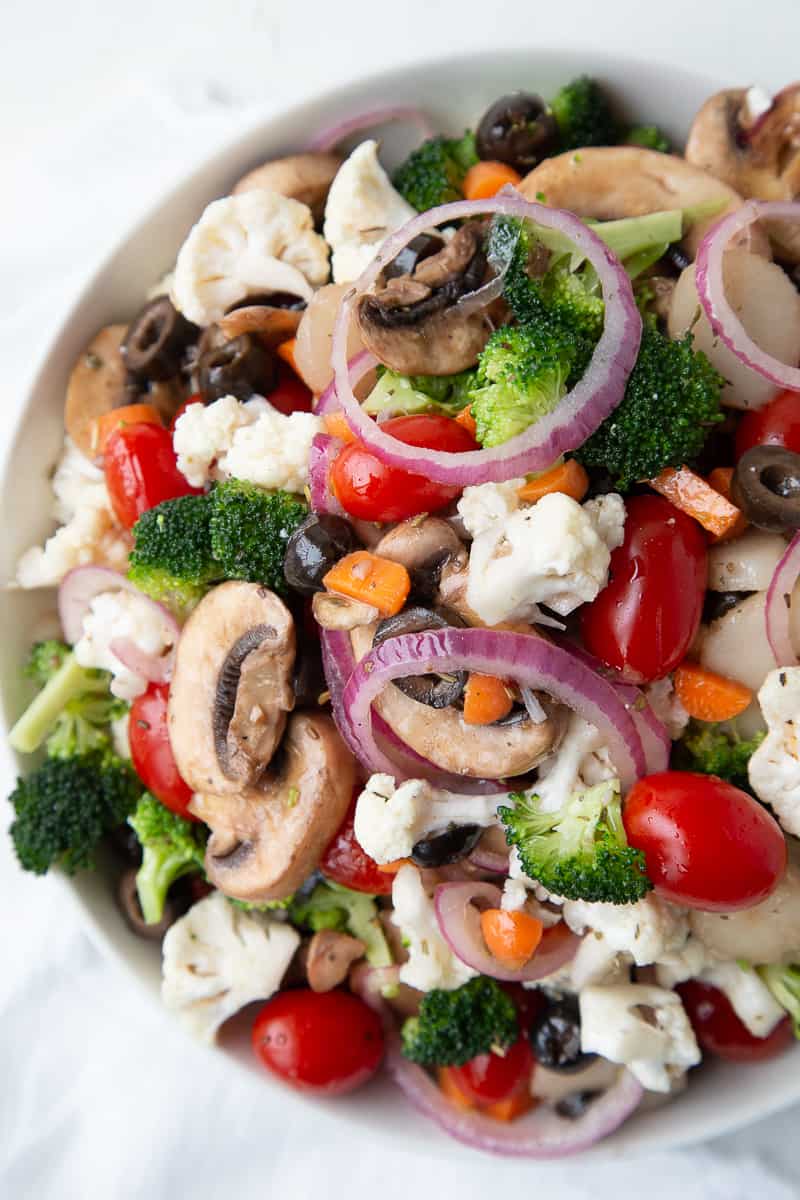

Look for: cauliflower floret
[74,590,177,701]
[534,712,615,815]
[172,190,330,326]
[582,492,626,552]
[700,962,786,1038]
[644,676,690,740]
[579,982,701,1092]
[562,893,689,967]
[162,892,300,1042]
[323,140,416,284]
[748,667,800,836]
[354,774,502,864]
[654,935,710,988]
[457,478,524,537]
[391,864,477,993]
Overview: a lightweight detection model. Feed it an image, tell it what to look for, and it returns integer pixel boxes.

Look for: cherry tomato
[624,771,787,912]
[450,1035,534,1106]
[330,415,478,522]
[104,422,202,529]
[677,980,794,1063]
[252,988,384,1095]
[170,395,203,431]
[267,365,313,415]
[320,795,394,894]
[580,494,707,683]
[735,390,800,460]
[129,683,195,820]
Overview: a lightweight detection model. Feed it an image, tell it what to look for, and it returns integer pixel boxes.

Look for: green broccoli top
[208,480,307,592]
[128,793,207,925]
[624,124,671,153]
[24,639,71,686]
[758,963,800,1038]
[9,650,125,758]
[9,751,141,875]
[401,976,519,1067]
[364,368,475,419]
[672,722,766,794]
[550,76,619,150]
[290,879,392,968]
[393,132,478,212]
[499,781,652,905]
[129,492,219,615]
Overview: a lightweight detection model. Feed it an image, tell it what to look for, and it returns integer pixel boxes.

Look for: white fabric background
[2,3,800,1196]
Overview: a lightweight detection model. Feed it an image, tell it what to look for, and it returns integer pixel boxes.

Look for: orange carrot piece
[438,1068,475,1111]
[479,908,543,970]
[518,460,590,505]
[93,403,162,455]
[463,673,514,726]
[376,857,413,874]
[649,466,743,539]
[323,551,411,617]
[484,1091,537,1122]
[277,337,298,372]
[463,161,522,201]
[323,411,357,444]
[455,404,478,439]
[674,661,752,722]
[706,466,748,542]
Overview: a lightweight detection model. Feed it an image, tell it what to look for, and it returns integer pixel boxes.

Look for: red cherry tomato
[104,422,202,529]
[677,980,794,1063]
[580,494,707,683]
[450,1036,534,1107]
[320,795,394,894]
[735,390,800,460]
[170,395,204,431]
[129,683,195,820]
[267,365,313,415]
[252,988,384,1095]
[330,415,478,522]
[624,771,787,912]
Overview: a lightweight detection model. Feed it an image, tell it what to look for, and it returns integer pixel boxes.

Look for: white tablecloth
[2,3,800,1196]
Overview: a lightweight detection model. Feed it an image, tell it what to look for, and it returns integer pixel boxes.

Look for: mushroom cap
[168,582,296,796]
[232,152,343,223]
[218,304,303,347]
[306,929,366,992]
[192,711,356,901]
[65,325,131,458]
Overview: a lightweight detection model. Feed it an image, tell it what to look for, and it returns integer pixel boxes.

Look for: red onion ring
[434,880,580,982]
[58,566,180,654]
[307,106,434,153]
[108,637,173,684]
[341,628,647,793]
[467,845,510,873]
[309,434,346,516]
[765,530,800,666]
[331,189,642,485]
[695,200,800,393]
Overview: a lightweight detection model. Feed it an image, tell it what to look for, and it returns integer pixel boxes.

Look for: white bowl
[3,47,799,1160]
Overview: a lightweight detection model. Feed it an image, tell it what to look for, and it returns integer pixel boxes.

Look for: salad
[6,73,800,1158]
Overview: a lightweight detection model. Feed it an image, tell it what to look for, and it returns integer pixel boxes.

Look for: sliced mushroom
[232,152,343,223]
[306,929,366,992]
[686,86,800,261]
[168,582,296,796]
[374,517,468,602]
[65,324,130,458]
[518,146,768,258]
[218,304,303,347]
[312,590,379,631]
[191,712,356,901]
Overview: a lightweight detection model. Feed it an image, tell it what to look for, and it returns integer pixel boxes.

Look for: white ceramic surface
[3,47,799,1162]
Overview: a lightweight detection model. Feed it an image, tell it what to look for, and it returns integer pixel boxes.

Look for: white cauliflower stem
[391,865,477,993]
[324,140,416,284]
[580,982,700,1092]
[162,892,300,1042]
[748,666,800,836]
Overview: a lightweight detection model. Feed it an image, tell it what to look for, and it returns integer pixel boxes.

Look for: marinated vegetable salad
[8,73,800,1157]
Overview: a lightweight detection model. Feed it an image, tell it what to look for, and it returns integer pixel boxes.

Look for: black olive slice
[732,445,800,533]
[529,996,596,1073]
[283,514,361,595]
[197,333,277,403]
[373,607,467,708]
[122,297,198,381]
[411,824,483,868]
[476,92,559,172]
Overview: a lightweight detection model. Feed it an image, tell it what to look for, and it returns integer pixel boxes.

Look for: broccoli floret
[9,651,124,757]
[550,76,619,149]
[401,976,518,1067]
[672,722,766,793]
[624,124,671,153]
[575,324,724,490]
[129,493,218,616]
[499,781,652,904]
[9,751,141,875]
[128,794,207,924]
[758,963,800,1038]
[290,879,392,967]
[208,481,307,593]
[364,368,475,418]
[393,132,478,212]
[228,896,294,912]
[24,639,71,686]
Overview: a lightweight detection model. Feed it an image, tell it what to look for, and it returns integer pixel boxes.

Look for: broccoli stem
[136,847,197,925]
[9,654,104,754]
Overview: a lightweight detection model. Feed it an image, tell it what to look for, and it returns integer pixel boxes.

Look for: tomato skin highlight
[129,683,196,820]
[580,494,707,684]
[677,980,794,1063]
[330,415,479,522]
[450,1035,534,1107]
[104,422,202,529]
[735,390,800,460]
[252,989,384,1095]
[623,771,787,912]
[320,795,394,895]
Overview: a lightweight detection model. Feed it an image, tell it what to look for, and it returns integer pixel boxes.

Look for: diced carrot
[323,551,411,617]
[484,1091,537,1122]
[455,403,477,439]
[479,908,543,970]
[93,403,162,455]
[518,460,590,505]
[649,466,744,539]
[276,337,298,372]
[463,673,514,726]
[674,660,753,722]
[438,1067,475,1111]
[463,161,523,201]
[706,466,748,542]
[376,858,413,874]
[323,411,357,444]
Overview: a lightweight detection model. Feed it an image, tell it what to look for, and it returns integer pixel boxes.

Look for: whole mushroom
[232,152,343,224]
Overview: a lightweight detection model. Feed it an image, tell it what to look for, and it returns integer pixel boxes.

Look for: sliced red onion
[341,628,646,793]
[695,200,800,392]
[314,350,374,418]
[307,106,434,153]
[765,530,800,666]
[108,637,173,684]
[434,880,580,982]
[309,434,346,517]
[331,189,642,485]
[58,566,180,650]
[468,845,510,873]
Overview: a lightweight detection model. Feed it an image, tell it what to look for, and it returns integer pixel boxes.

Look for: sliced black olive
[373,607,467,707]
[732,445,800,533]
[703,589,752,624]
[411,823,483,868]
[554,1090,601,1120]
[476,92,559,172]
[225,291,306,312]
[663,243,692,275]
[529,996,595,1072]
[384,234,446,281]
[197,333,277,403]
[106,822,143,867]
[283,514,361,595]
[292,646,327,707]
[122,297,198,381]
